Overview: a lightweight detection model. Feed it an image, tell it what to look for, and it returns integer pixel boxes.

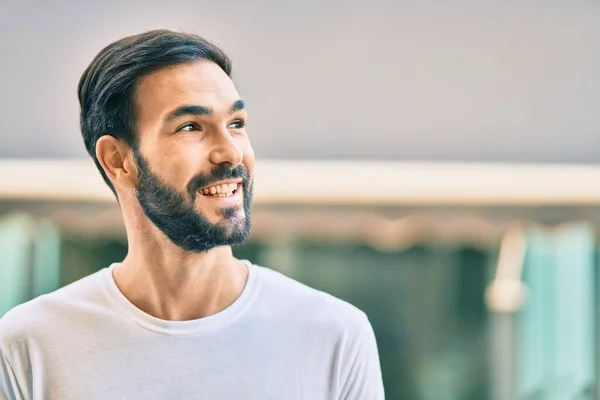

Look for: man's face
[131,61,255,252]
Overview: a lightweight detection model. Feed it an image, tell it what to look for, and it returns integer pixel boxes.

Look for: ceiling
[1,1,599,162]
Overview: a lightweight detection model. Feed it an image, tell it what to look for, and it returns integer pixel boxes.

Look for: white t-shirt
[0,262,384,400]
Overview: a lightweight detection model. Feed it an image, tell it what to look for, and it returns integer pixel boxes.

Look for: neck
[113,219,248,321]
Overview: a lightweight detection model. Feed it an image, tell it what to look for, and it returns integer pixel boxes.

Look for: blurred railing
[1,159,600,400]
[3,159,600,205]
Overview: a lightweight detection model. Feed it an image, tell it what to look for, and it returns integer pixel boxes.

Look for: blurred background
[1,1,600,399]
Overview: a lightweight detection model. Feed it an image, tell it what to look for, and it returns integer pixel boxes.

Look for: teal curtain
[31,219,61,298]
[0,214,33,316]
[519,224,595,399]
[0,215,62,316]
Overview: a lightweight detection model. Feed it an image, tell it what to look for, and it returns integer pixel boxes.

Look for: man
[0,30,384,399]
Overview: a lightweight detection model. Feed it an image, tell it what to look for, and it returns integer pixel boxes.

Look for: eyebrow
[230,99,245,113]
[162,100,246,125]
[162,105,211,124]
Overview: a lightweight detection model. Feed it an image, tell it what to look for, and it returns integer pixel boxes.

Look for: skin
[95,61,255,321]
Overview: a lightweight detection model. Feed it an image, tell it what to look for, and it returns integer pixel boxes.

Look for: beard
[133,150,253,253]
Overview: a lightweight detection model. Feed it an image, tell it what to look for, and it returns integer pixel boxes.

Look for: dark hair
[77,29,232,198]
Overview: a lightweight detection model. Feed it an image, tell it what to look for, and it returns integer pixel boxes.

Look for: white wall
[1,0,599,162]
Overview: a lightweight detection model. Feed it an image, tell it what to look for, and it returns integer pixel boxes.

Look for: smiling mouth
[199,182,240,197]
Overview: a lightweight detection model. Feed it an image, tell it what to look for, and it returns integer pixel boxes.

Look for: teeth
[200,183,239,197]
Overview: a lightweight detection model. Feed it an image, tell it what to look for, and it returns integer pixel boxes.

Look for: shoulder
[252,264,372,333]
[251,266,384,398]
[0,269,107,349]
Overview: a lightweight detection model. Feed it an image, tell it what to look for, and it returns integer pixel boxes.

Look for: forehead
[135,61,239,120]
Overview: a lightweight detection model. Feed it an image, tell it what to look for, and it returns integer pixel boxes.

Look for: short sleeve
[0,347,19,400]
[338,313,385,400]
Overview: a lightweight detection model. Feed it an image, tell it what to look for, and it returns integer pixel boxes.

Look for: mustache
[186,164,250,196]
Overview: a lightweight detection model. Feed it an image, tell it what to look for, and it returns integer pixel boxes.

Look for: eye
[229,120,246,129]
[177,123,200,132]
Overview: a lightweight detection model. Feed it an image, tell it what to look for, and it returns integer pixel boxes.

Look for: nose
[208,130,243,167]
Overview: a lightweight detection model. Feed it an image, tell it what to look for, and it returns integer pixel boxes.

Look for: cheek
[241,141,256,174]
[149,143,198,190]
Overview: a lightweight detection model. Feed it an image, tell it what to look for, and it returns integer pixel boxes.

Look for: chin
[220,216,248,233]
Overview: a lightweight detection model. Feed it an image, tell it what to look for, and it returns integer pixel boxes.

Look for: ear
[96,135,138,190]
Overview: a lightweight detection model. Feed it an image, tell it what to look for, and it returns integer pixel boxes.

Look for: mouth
[198,180,242,198]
